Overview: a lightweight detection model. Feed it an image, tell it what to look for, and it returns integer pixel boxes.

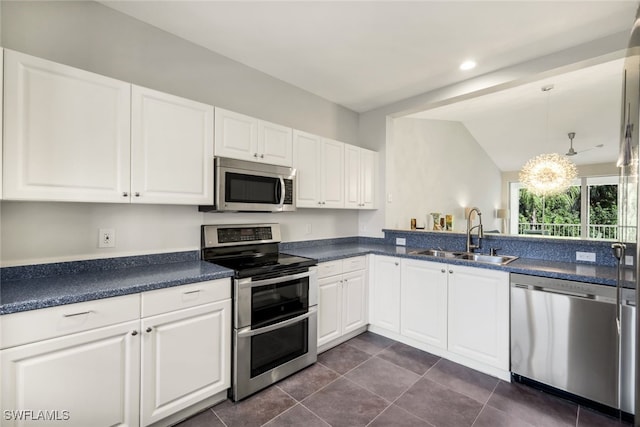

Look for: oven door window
[252,278,309,329]
[251,318,308,378]
[225,172,281,204]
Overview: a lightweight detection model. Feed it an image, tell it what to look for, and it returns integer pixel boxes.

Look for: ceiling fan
[565,132,604,156]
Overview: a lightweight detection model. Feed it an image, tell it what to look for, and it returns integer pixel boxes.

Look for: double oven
[201,223,317,401]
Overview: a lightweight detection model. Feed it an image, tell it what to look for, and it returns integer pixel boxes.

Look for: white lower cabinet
[369,255,510,377]
[141,300,230,426]
[0,279,231,427]
[1,320,141,427]
[317,256,368,350]
[447,265,509,370]
[369,255,401,333]
[400,258,447,350]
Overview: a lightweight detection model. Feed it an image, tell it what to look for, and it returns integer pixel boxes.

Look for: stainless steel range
[201,223,317,401]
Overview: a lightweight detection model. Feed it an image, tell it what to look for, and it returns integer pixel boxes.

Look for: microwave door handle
[278,177,286,207]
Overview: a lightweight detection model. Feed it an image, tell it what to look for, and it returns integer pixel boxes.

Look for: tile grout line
[469,379,500,427]
[423,358,501,409]
[210,407,229,427]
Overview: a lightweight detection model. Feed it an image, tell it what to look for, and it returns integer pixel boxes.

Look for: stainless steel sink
[409,249,518,265]
[455,253,518,265]
[408,249,461,258]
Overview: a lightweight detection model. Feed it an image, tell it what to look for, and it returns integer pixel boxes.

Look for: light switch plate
[576,251,596,262]
[625,255,634,266]
[396,237,406,246]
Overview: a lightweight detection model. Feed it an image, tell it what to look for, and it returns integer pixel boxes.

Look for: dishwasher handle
[513,283,611,302]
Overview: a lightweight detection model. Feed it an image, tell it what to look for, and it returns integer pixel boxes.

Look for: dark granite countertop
[1,239,632,316]
[0,260,234,315]
[282,242,628,287]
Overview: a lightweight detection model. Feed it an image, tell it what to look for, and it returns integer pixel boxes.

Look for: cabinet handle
[254,153,259,158]
[146,327,153,333]
[395,262,399,266]
[63,310,93,317]
[449,270,453,274]
[134,192,140,197]
[441,269,446,273]
[260,154,264,159]
[131,330,138,336]
[183,289,201,295]
[122,192,129,197]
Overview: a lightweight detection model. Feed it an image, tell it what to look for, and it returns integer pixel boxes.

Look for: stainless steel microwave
[199,157,296,212]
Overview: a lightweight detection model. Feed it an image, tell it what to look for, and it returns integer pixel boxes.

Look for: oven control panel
[202,223,281,247]
[218,227,272,243]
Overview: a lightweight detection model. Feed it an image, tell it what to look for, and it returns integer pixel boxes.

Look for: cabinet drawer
[317,260,343,278]
[343,256,367,273]
[142,279,231,318]
[0,293,140,349]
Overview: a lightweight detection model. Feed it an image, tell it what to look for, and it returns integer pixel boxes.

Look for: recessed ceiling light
[460,60,476,71]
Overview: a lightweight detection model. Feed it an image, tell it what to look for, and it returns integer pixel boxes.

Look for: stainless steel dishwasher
[510,273,620,409]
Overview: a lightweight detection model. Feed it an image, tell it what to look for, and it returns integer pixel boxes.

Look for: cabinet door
[3,50,131,203]
[1,48,4,200]
[131,85,213,205]
[321,138,345,208]
[258,120,292,166]
[214,107,257,161]
[1,320,140,427]
[370,256,401,333]
[447,265,509,370]
[360,149,376,209]
[342,270,367,335]
[141,300,230,426]
[318,275,343,347]
[293,130,321,207]
[344,144,361,209]
[400,259,447,349]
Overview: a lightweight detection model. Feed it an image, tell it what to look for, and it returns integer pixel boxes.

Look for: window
[509,176,618,240]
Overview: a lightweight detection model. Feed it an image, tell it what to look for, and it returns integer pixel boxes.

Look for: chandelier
[519,152,577,196]
[519,84,578,196]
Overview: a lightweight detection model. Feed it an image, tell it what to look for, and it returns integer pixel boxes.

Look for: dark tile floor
[176,332,631,427]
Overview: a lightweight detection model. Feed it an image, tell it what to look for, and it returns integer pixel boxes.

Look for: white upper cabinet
[3,49,131,202]
[214,107,292,167]
[258,120,293,166]
[1,48,4,200]
[214,108,256,160]
[293,130,344,208]
[344,144,377,209]
[131,85,213,205]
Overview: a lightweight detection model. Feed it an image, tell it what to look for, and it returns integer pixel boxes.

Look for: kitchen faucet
[466,207,484,253]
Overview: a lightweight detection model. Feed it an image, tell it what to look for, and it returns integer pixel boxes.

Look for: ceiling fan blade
[579,144,605,154]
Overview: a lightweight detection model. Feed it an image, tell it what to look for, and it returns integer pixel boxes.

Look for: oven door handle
[237,306,317,338]
[238,270,312,289]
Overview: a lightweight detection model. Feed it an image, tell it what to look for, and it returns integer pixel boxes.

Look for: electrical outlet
[305,223,312,235]
[576,251,596,262]
[626,255,634,266]
[396,237,406,246]
[99,228,115,248]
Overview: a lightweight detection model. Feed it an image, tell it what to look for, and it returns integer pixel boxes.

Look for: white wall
[0,202,357,266]
[388,119,502,232]
[0,1,361,266]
